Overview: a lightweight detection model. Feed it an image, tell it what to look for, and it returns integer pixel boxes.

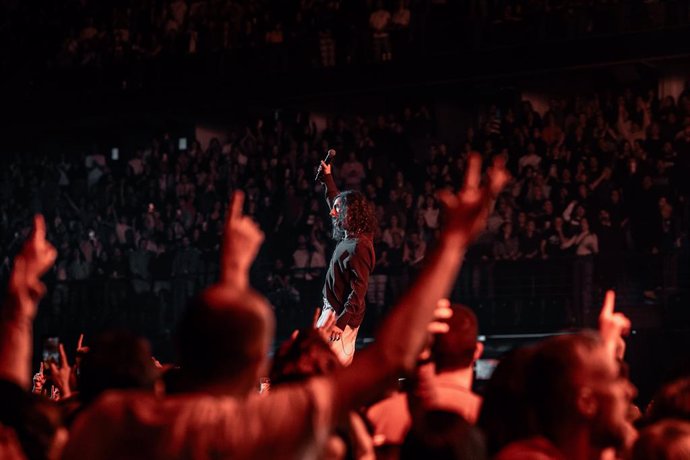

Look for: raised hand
[32,362,46,394]
[437,154,509,245]
[418,298,454,362]
[76,333,90,355]
[8,215,57,318]
[598,290,631,361]
[311,307,337,343]
[220,191,265,289]
[48,343,72,399]
[319,160,332,176]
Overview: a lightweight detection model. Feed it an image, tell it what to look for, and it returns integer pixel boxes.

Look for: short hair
[333,190,377,240]
[644,378,690,426]
[477,346,538,457]
[526,331,604,436]
[79,331,158,404]
[401,410,487,460]
[176,287,272,382]
[432,304,479,372]
[633,420,690,460]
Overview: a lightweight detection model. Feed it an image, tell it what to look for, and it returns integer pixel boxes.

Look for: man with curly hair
[317,158,376,365]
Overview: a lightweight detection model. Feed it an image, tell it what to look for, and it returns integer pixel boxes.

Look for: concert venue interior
[2,1,690,459]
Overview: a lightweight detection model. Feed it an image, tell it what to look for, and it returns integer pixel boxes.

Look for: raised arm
[319,161,340,209]
[219,191,265,291]
[598,291,630,362]
[333,154,508,411]
[0,215,57,388]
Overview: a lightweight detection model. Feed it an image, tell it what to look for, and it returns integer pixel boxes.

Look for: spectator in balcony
[562,217,598,256]
[67,248,91,281]
[535,199,556,231]
[291,234,312,282]
[369,0,392,62]
[367,233,389,314]
[493,222,520,261]
[563,200,588,235]
[563,217,598,324]
[340,151,366,190]
[515,210,528,237]
[128,239,152,295]
[519,219,540,260]
[541,216,568,259]
[151,242,173,329]
[403,230,426,279]
[518,143,542,175]
[386,231,406,303]
[171,236,202,323]
[420,195,440,230]
[382,214,405,248]
[541,113,564,147]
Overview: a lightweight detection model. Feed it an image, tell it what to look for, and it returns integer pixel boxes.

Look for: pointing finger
[463,153,482,191]
[59,343,69,368]
[229,190,245,222]
[600,290,616,319]
[33,214,46,243]
[312,308,321,328]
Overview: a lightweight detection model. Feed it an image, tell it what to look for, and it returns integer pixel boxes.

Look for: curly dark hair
[332,190,377,240]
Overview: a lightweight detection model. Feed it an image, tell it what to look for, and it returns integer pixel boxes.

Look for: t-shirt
[494,436,565,460]
[63,378,334,460]
[367,374,482,446]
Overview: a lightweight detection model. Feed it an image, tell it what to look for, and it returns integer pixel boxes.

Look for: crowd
[2,153,690,460]
[2,0,687,74]
[1,79,689,334]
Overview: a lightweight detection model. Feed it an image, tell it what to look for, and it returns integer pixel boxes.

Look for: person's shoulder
[494,436,564,460]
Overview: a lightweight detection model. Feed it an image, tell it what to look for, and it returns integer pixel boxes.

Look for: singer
[316,154,376,365]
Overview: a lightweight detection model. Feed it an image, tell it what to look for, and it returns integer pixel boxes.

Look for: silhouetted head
[432,304,482,373]
[176,286,275,395]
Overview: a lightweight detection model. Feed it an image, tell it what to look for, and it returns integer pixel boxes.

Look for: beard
[591,411,631,451]
[332,217,345,241]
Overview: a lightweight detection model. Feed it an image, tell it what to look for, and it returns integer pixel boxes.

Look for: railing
[30,250,688,346]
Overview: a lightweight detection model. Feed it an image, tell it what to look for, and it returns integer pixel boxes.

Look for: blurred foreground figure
[633,419,690,460]
[367,304,484,453]
[0,216,64,460]
[495,330,637,460]
[62,155,507,459]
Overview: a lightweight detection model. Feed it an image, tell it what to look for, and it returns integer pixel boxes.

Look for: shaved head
[177,286,275,386]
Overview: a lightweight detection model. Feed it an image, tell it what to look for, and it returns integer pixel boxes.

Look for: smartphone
[111,148,119,160]
[475,358,499,381]
[42,337,60,365]
[178,137,188,150]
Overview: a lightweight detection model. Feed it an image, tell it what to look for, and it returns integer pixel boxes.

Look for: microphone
[315,149,336,181]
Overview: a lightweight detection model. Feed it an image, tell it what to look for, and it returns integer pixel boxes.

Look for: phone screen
[42,337,60,364]
[178,138,188,150]
[475,358,499,381]
[111,148,119,160]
